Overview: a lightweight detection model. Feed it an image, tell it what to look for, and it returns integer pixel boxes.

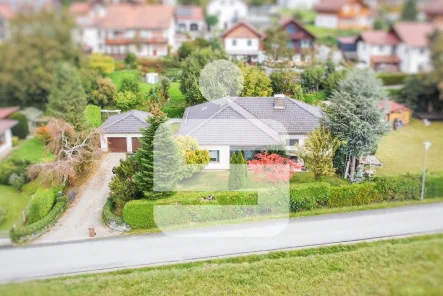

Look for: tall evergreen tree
[228,152,247,190]
[47,63,87,130]
[135,107,180,199]
[401,0,418,21]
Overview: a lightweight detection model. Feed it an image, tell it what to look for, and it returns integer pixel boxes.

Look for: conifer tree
[134,107,180,199]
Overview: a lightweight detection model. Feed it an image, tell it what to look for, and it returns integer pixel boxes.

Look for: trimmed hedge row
[377,73,409,86]
[10,196,68,243]
[28,187,58,224]
[102,199,131,231]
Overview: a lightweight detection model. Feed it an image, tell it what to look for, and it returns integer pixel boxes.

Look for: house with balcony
[314,0,373,29]
[206,0,248,31]
[280,17,316,58]
[178,96,321,170]
[222,21,265,63]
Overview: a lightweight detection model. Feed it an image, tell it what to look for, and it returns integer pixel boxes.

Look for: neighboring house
[280,17,316,57]
[0,106,18,157]
[337,36,358,60]
[222,21,265,63]
[379,99,411,128]
[0,2,13,43]
[206,0,248,31]
[179,96,321,170]
[99,110,151,153]
[422,0,443,23]
[176,6,205,34]
[278,0,320,10]
[19,107,47,133]
[70,2,176,58]
[356,22,440,73]
[314,0,373,29]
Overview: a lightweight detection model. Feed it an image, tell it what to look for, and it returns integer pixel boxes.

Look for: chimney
[274,94,285,109]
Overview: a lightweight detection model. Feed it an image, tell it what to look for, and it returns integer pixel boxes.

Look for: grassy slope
[376,119,443,176]
[0,138,53,230]
[1,234,443,295]
[305,25,361,46]
[109,70,186,118]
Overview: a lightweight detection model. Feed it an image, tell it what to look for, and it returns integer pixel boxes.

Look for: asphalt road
[0,203,442,283]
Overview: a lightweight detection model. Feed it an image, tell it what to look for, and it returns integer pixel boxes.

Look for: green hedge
[290,182,330,212]
[377,73,409,86]
[28,187,58,224]
[374,175,421,201]
[10,112,29,139]
[103,199,130,231]
[0,159,30,185]
[10,196,68,243]
[329,183,381,207]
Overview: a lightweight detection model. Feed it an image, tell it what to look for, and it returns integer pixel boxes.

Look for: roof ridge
[132,110,151,125]
[287,98,322,118]
[102,110,134,130]
[185,103,230,135]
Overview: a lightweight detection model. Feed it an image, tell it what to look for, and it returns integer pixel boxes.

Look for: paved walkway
[1,202,442,283]
[36,153,125,244]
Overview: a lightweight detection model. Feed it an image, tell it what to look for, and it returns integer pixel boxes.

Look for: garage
[131,137,142,152]
[107,137,127,152]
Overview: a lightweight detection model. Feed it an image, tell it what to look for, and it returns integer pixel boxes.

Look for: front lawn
[305,25,361,46]
[376,119,443,176]
[1,234,442,295]
[7,138,54,163]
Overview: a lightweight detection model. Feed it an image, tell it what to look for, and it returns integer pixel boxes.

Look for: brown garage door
[131,137,142,152]
[108,137,127,152]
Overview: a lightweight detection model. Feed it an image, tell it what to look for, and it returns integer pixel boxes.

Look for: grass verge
[1,234,442,295]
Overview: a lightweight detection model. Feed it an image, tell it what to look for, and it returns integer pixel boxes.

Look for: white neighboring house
[70,2,176,58]
[356,22,441,73]
[179,96,322,170]
[206,0,248,31]
[314,0,373,30]
[100,110,151,153]
[278,0,319,10]
[0,107,18,158]
[222,21,264,63]
[0,3,13,43]
[176,6,205,35]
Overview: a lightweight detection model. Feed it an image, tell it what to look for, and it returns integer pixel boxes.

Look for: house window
[420,48,425,55]
[178,23,186,31]
[247,39,252,46]
[300,39,310,48]
[209,150,220,162]
[287,24,296,34]
[287,138,299,146]
[190,23,199,31]
[232,39,237,46]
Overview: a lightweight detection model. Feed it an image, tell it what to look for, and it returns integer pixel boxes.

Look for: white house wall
[315,14,338,28]
[396,44,431,73]
[224,37,260,56]
[200,145,230,170]
[207,0,248,30]
[356,41,395,67]
[0,129,13,157]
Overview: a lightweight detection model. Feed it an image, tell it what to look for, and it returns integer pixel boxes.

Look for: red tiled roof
[0,107,19,119]
[358,31,400,45]
[0,119,18,134]
[0,3,14,19]
[222,21,265,39]
[371,55,401,64]
[379,100,410,113]
[101,4,174,30]
[69,2,93,15]
[391,22,437,47]
[423,0,443,16]
[175,6,204,21]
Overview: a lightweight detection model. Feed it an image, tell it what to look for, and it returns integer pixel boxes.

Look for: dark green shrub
[10,112,29,139]
[377,73,409,86]
[425,173,443,198]
[84,105,102,128]
[329,183,381,207]
[10,196,67,243]
[102,199,130,231]
[8,173,26,191]
[123,200,156,229]
[290,182,330,212]
[374,175,421,201]
[0,159,31,185]
[164,68,182,82]
[28,187,58,224]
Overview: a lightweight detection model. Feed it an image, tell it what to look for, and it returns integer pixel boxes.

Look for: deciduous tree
[241,66,272,97]
[90,77,117,107]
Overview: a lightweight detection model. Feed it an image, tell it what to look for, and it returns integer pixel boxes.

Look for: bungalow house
[314,0,373,30]
[99,110,151,153]
[280,17,316,57]
[422,0,443,23]
[0,107,19,157]
[222,21,265,63]
[178,95,321,170]
[379,99,411,128]
[356,22,440,73]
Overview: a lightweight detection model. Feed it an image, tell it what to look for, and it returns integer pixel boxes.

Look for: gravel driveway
[36,153,125,244]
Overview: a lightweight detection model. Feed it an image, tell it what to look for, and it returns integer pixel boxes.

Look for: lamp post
[421,142,432,201]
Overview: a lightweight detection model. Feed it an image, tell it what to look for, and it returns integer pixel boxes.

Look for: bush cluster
[0,159,30,185]
[28,187,58,224]
[10,112,29,139]
[377,73,409,86]
[102,199,130,231]
[10,196,68,243]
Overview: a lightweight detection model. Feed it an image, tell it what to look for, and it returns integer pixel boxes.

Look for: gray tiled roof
[179,97,321,146]
[100,110,151,134]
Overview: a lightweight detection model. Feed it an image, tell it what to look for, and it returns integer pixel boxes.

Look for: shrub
[8,173,26,190]
[102,199,130,231]
[35,126,51,144]
[374,175,421,201]
[10,196,68,243]
[12,136,19,147]
[10,112,29,139]
[0,159,31,185]
[164,68,182,82]
[115,91,141,111]
[28,187,58,224]
[269,70,299,96]
[329,183,381,207]
[377,73,409,86]
[137,58,165,73]
[123,200,156,229]
[120,75,140,93]
[0,206,6,225]
[84,105,102,128]
[89,53,115,75]
[425,173,443,199]
[290,182,331,212]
